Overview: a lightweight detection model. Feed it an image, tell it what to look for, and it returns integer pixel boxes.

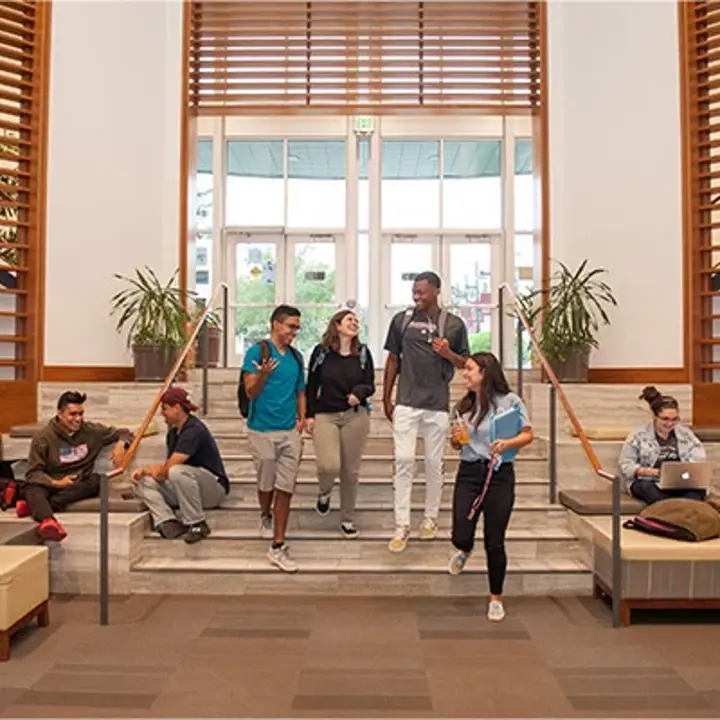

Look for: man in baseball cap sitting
[132,386,229,543]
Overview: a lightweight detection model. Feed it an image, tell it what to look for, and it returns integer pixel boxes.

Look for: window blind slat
[188,0,542,115]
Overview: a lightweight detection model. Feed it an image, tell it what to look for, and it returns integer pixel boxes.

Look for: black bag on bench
[0,461,18,511]
[624,497,720,542]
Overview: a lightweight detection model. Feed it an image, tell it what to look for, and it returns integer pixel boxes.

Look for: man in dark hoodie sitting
[21,390,134,542]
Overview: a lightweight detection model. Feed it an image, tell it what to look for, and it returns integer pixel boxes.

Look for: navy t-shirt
[166,416,229,493]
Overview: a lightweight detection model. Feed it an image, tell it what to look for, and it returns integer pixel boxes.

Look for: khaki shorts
[247,428,303,494]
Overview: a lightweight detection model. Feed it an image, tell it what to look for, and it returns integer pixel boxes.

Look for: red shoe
[15,500,30,518]
[38,518,67,542]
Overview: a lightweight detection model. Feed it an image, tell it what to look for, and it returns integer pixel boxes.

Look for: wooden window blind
[681,1,720,383]
[0,0,49,389]
[188,1,542,115]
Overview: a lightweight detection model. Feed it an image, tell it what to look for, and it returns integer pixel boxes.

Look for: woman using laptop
[619,386,707,504]
[447,352,534,623]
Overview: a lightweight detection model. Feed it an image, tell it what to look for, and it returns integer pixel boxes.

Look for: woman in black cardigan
[306,310,375,537]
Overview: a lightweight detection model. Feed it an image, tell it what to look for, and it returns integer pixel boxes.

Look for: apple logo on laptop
[681,471,691,481]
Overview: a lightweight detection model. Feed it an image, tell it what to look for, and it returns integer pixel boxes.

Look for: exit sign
[354,116,374,134]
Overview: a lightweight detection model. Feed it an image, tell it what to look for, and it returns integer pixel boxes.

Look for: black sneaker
[156,519,188,539]
[340,521,358,538]
[316,492,331,516]
[184,520,211,544]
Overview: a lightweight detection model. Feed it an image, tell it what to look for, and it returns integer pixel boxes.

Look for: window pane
[448,243,492,354]
[197,139,213,231]
[234,242,278,356]
[358,138,369,232]
[515,233,535,292]
[390,243,434,306]
[382,140,440,228]
[195,232,212,301]
[443,140,501,229]
[226,140,284,226]
[287,140,346,228]
[357,232,369,341]
[515,139,534,232]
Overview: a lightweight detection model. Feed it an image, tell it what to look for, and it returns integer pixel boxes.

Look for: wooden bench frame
[0,598,49,661]
[593,574,720,627]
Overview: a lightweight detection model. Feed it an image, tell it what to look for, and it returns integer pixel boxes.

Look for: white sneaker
[419,516,438,540]
[487,599,506,622]
[448,550,469,576]
[388,525,410,553]
[268,544,298,573]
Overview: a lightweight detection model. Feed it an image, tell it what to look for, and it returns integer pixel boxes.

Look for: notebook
[489,404,525,464]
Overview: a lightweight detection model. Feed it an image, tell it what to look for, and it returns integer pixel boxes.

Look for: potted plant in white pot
[518,259,617,382]
[110,267,192,381]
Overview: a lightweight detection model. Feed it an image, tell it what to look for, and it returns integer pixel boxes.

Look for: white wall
[45,0,183,366]
[547,0,683,368]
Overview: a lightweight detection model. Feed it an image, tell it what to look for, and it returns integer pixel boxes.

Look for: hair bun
[639,385,661,405]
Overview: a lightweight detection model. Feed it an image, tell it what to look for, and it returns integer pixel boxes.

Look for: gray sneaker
[267,544,298,573]
[259,512,273,539]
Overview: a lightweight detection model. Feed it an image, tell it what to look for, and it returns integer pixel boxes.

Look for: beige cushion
[8,420,159,439]
[559,489,645,516]
[586,516,720,561]
[570,426,634,441]
[0,546,49,630]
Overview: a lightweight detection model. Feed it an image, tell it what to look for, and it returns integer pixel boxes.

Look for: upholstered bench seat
[559,488,645,516]
[582,516,720,625]
[0,546,49,660]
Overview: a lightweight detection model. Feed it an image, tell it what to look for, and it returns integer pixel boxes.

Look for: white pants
[392,405,449,527]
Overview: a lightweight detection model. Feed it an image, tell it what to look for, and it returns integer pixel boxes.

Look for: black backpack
[237,340,303,419]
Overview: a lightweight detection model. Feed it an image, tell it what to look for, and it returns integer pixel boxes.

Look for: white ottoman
[0,546,49,660]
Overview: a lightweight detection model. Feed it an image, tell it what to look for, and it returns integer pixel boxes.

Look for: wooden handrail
[500,283,613,481]
[106,282,228,479]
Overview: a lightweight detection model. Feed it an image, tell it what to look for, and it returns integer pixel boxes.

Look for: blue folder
[489,404,525,464]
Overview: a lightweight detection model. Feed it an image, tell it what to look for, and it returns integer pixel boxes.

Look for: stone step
[205,499,570,532]
[139,527,580,563]
[129,556,591,596]
[221,453,548,479]
[228,475,552,503]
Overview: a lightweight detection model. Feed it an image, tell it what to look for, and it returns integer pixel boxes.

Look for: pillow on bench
[559,488,645,516]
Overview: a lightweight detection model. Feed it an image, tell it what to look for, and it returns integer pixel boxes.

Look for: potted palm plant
[111,267,192,381]
[192,299,222,368]
[518,260,617,382]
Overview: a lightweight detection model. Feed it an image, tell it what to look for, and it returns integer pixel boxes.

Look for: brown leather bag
[638,498,720,542]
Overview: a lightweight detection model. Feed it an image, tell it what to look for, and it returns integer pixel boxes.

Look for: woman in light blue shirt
[448,352,534,622]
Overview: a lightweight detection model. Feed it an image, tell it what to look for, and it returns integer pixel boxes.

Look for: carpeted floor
[1,594,720,718]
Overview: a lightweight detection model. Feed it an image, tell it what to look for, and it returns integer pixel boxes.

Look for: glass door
[226,231,341,364]
[380,233,440,334]
[226,231,284,364]
[287,233,340,358]
[444,234,500,356]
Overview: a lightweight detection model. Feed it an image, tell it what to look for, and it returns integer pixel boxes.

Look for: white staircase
[129,368,592,596]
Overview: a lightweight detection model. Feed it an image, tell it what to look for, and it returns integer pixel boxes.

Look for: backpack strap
[310,346,330,374]
[398,307,415,356]
[359,344,368,371]
[437,308,448,339]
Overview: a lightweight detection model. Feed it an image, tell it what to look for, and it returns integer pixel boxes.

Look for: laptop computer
[658,461,713,490]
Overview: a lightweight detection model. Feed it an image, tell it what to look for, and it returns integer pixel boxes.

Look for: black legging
[630,478,706,505]
[451,459,515,596]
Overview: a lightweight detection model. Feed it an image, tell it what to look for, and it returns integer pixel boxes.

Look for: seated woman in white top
[447,352,534,622]
[618,386,706,505]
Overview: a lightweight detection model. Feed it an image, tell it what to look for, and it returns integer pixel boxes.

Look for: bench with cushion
[584,515,720,626]
[0,545,49,660]
[559,488,645,516]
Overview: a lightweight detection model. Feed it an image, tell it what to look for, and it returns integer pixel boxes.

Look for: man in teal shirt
[242,305,306,573]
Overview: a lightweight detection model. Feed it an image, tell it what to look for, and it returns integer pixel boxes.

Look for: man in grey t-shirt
[383,271,469,553]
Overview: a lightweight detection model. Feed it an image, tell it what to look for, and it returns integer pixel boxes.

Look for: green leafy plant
[518,260,617,362]
[111,267,192,349]
[0,139,20,267]
[192,297,222,329]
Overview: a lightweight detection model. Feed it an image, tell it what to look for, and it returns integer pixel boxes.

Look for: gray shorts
[247,428,303,494]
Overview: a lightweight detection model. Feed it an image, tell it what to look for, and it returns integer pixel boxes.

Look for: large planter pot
[194,327,221,368]
[133,344,180,382]
[549,347,591,383]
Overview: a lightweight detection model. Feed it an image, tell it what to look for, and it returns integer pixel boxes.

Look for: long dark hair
[640,385,679,416]
[455,352,512,427]
[320,310,361,355]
